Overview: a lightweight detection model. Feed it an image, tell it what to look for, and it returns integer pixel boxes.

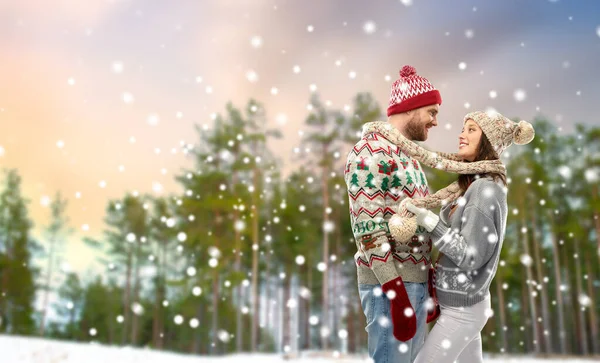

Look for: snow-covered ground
[1,335,598,363]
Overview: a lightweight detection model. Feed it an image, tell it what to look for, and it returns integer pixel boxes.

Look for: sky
[0,0,599,280]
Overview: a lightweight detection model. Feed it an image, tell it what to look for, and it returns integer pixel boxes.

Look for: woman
[397,110,535,363]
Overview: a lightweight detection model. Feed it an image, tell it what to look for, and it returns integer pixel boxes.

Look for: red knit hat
[387,65,442,117]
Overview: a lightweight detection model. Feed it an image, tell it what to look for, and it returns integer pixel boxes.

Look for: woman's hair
[458,132,507,193]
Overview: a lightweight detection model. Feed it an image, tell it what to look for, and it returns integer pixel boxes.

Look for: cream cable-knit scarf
[361,121,506,242]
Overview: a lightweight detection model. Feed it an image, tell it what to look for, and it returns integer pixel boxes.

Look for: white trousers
[414,294,491,363]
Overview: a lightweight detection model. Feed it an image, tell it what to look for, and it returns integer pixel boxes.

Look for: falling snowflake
[465,29,475,39]
[174,315,184,325]
[275,113,287,125]
[112,62,124,73]
[458,62,467,70]
[377,316,390,327]
[122,92,134,104]
[323,221,335,233]
[89,328,97,336]
[246,70,259,83]
[187,267,196,276]
[300,287,311,299]
[147,113,160,126]
[489,90,498,99]
[520,254,533,266]
[363,21,376,34]
[513,89,527,102]
[317,262,327,271]
[307,25,314,32]
[192,286,202,296]
[338,329,348,339]
[400,0,413,6]
[40,196,51,207]
[67,78,75,85]
[441,339,451,349]
[250,35,263,48]
[585,169,598,183]
[295,255,305,265]
[189,318,199,328]
[131,302,144,316]
[579,294,591,307]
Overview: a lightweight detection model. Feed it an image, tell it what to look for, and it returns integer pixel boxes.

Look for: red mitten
[381,276,417,342]
[426,266,441,323]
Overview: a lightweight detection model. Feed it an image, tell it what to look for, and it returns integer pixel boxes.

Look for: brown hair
[457,132,507,194]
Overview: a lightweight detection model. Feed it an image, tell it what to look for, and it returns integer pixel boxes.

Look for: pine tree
[39,191,71,336]
[0,169,37,335]
[365,173,376,188]
[381,177,389,192]
[350,173,360,188]
[405,171,414,185]
[53,272,84,340]
[391,174,402,189]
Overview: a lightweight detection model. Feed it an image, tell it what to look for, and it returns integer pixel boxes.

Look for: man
[344,65,441,363]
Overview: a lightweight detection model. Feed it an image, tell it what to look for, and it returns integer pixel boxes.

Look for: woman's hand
[404,202,440,233]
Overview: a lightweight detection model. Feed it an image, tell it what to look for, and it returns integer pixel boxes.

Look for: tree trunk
[232,168,244,352]
[560,236,575,354]
[521,272,532,353]
[304,254,313,350]
[520,214,541,354]
[122,244,133,345]
[321,161,330,350]
[211,269,220,355]
[251,167,260,352]
[282,272,291,352]
[332,206,342,351]
[584,252,599,354]
[495,273,508,353]
[530,212,552,353]
[573,237,589,354]
[152,241,164,349]
[130,242,142,345]
[39,236,56,336]
[191,303,203,353]
[548,211,567,354]
[592,185,600,265]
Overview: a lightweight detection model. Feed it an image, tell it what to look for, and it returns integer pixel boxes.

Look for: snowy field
[1,335,599,363]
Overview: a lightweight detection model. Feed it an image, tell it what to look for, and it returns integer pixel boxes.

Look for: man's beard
[404,116,427,141]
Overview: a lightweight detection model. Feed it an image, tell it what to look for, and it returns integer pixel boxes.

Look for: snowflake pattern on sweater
[344,132,432,285]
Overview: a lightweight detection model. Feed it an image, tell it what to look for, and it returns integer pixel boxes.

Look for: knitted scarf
[361,121,507,242]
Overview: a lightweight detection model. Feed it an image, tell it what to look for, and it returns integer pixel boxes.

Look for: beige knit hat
[464,110,535,158]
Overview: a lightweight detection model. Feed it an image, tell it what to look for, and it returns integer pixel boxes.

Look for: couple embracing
[344,65,535,363]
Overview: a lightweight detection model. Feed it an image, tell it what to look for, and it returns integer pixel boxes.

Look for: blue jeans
[359,282,428,363]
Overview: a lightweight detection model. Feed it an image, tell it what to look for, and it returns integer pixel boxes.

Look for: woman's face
[457,119,483,161]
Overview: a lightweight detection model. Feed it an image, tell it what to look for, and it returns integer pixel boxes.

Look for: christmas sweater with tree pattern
[344,131,432,285]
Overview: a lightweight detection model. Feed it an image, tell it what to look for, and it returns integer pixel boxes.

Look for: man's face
[404,105,439,141]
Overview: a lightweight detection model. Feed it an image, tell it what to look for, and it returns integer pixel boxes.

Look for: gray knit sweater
[430,177,508,307]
